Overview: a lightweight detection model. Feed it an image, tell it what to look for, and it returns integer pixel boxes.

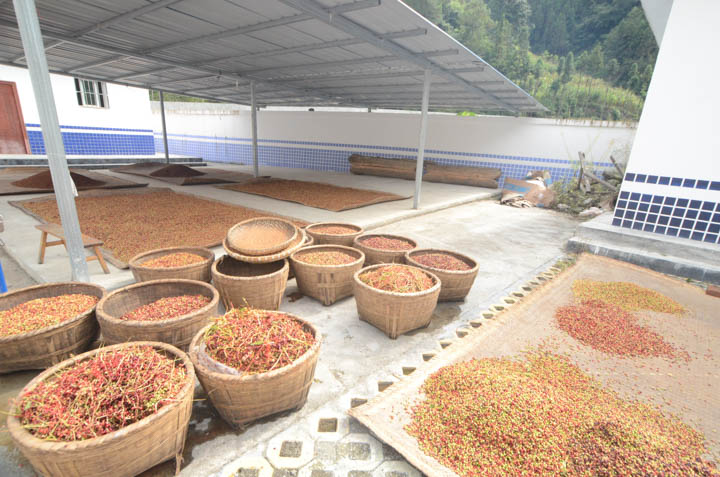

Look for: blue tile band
[624,172,720,191]
[26,124,155,156]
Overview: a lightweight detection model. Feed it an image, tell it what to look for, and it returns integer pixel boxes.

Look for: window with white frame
[74,78,109,108]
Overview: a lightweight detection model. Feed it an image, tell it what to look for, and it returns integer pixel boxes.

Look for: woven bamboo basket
[353,234,417,265]
[211,256,288,310]
[129,246,214,283]
[305,222,363,247]
[289,245,365,305]
[96,279,219,351]
[7,341,195,477]
[227,217,298,256]
[223,229,306,264]
[352,264,441,339]
[0,282,105,374]
[189,314,321,427]
[288,233,314,280]
[404,249,479,301]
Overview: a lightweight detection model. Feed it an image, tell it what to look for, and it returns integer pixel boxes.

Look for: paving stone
[372,461,421,477]
[339,442,371,460]
[273,470,299,477]
[348,471,373,477]
[350,398,368,408]
[220,456,274,477]
[236,470,260,477]
[381,444,403,461]
[310,470,334,477]
[348,417,369,434]
[318,418,338,433]
[280,441,303,458]
[385,472,408,477]
[314,441,337,461]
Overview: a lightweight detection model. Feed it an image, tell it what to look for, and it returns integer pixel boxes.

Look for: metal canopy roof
[0,0,546,113]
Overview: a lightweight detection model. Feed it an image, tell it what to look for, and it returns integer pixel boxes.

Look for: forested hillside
[405,0,658,120]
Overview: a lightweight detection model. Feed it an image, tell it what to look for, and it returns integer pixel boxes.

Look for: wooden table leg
[93,246,110,274]
[38,231,48,264]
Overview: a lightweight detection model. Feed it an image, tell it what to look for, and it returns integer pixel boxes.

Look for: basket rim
[128,246,215,272]
[227,217,298,256]
[404,248,479,276]
[353,233,418,252]
[305,222,364,237]
[223,229,306,263]
[353,263,441,297]
[289,245,364,269]
[6,341,195,451]
[212,255,288,281]
[0,282,106,344]
[96,279,219,328]
[189,311,322,383]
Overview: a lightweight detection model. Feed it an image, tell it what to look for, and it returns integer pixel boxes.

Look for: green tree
[562,52,575,83]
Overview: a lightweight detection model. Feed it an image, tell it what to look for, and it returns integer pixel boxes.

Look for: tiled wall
[154,132,610,187]
[613,172,720,244]
[27,123,155,155]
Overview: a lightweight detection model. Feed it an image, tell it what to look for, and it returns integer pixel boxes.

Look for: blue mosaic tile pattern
[27,124,155,156]
[154,133,601,186]
[624,172,720,192]
[612,190,720,244]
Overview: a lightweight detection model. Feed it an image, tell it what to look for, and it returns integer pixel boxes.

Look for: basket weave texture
[7,341,195,477]
[352,264,440,339]
[290,245,365,305]
[223,229,306,264]
[227,217,297,256]
[288,233,314,280]
[211,256,288,310]
[96,279,219,351]
[0,282,105,374]
[353,234,417,265]
[129,246,214,283]
[404,249,479,301]
[189,314,321,427]
[306,222,363,247]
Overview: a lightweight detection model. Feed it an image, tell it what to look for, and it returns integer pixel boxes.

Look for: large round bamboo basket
[353,234,417,265]
[0,282,105,374]
[289,245,365,305]
[96,279,219,351]
[305,222,363,247]
[189,314,321,427]
[129,246,214,283]
[288,233,314,280]
[223,229,306,264]
[404,249,479,301]
[7,341,194,477]
[352,264,440,339]
[211,256,288,310]
[227,217,297,256]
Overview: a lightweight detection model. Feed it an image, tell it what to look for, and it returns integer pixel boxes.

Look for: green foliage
[148,91,214,103]
[404,0,657,120]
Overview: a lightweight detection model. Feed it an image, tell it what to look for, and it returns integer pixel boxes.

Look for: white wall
[0,64,153,130]
[623,0,720,202]
[154,102,636,172]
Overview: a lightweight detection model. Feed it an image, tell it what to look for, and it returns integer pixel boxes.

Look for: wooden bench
[36,224,110,274]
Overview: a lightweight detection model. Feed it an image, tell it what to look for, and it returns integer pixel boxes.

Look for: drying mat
[350,254,720,477]
[0,167,146,196]
[223,229,306,264]
[10,187,307,269]
[114,163,255,185]
[217,178,409,211]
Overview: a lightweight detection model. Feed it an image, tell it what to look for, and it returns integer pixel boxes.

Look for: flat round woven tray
[226,217,298,256]
[224,229,307,264]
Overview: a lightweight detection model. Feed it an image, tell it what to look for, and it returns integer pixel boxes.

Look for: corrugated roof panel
[0,0,546,112]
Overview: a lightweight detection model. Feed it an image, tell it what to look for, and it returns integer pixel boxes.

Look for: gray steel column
[413,69,431,209]
[159,90,170,163]
[13,0,89,281]
[250,80,259,177]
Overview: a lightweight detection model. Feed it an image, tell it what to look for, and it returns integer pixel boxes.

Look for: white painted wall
[153,102,636,170]
[623,0,720,202]
[0,64,153,130]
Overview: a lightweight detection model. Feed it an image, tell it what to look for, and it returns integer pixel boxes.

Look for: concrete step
[575,213,720,266]
[0,155,204,167]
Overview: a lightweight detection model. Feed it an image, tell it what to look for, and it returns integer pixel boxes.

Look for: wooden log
[348,154,417,180]
[424,162,500,188]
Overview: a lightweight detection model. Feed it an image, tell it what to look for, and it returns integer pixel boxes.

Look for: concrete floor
[0,168,580,476]
[0,164,498,290]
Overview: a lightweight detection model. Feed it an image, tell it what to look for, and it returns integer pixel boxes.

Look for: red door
[0,80,31,154]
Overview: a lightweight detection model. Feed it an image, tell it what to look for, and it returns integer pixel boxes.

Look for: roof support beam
[277,66,485,85]
[278,0,517,111]
[413,69,431,209]
[12,0,89,281]
[250,81,259,177]
[10,0,182,63]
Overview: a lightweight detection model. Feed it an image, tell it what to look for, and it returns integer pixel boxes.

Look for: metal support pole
[413,69,431,210]
[250,80,259,177]
[159,90,170,163]
[13,0,89,281]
